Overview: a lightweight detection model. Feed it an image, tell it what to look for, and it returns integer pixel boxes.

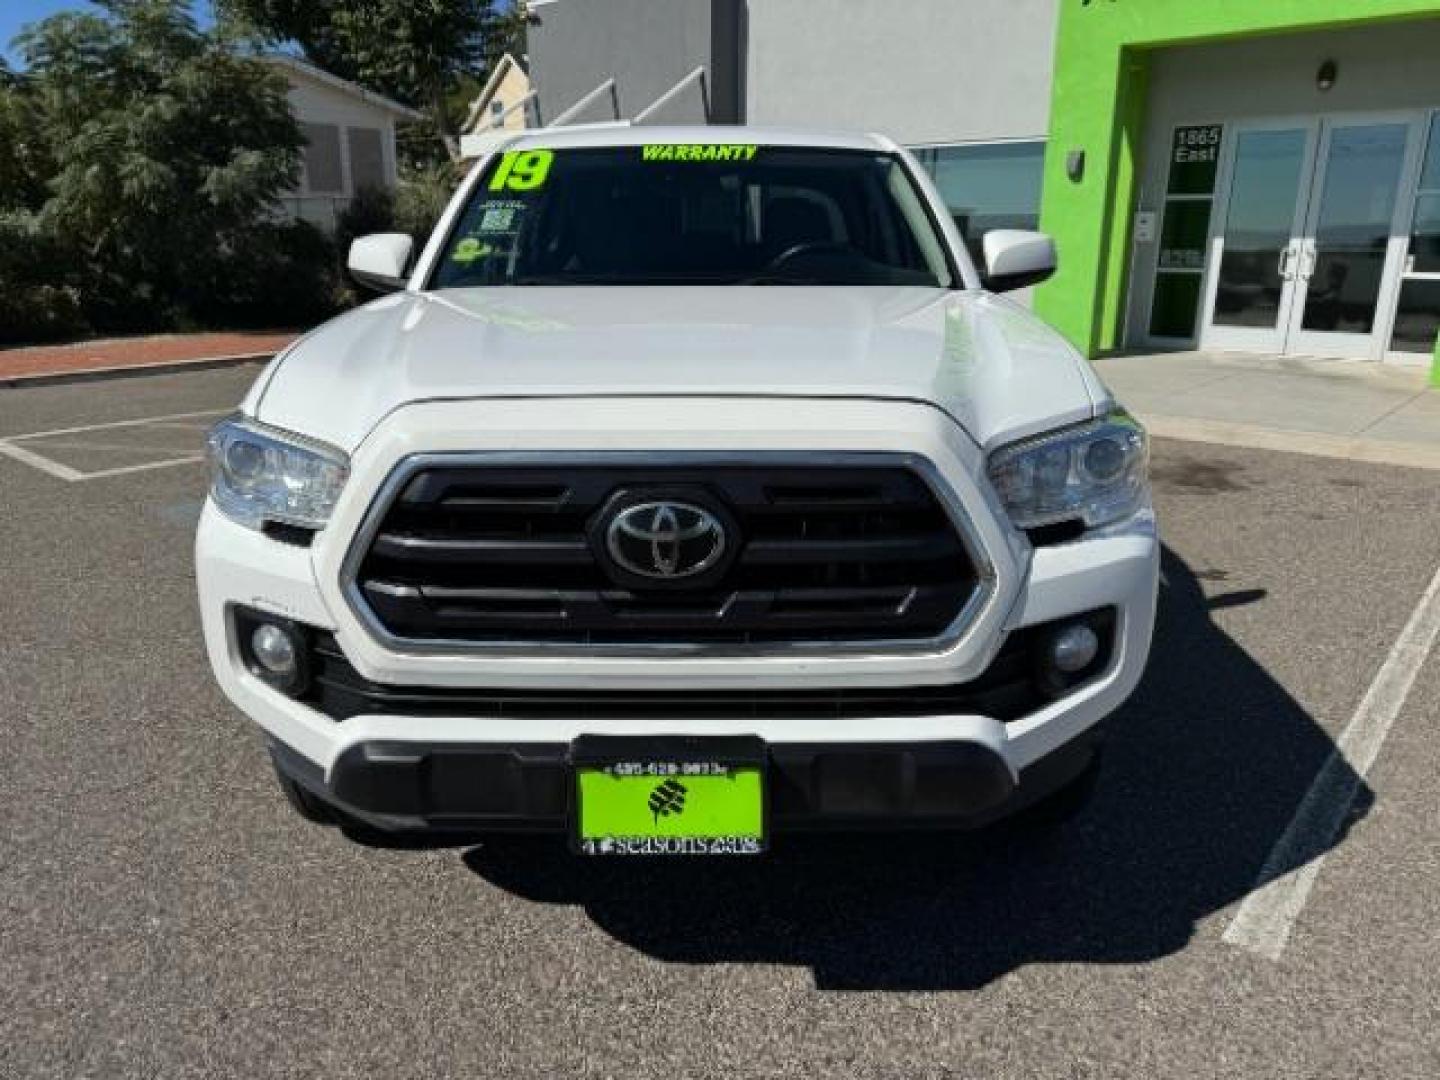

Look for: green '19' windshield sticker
[641,143,758,162]
[488,149,553,191]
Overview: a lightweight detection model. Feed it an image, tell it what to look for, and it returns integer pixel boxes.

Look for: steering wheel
[762,241,855,272]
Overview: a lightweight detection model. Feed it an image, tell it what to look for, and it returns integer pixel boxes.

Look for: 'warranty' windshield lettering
[641,144,759,162]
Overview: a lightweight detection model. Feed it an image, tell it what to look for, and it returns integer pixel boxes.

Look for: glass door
[1285,117,1419,359]
[1200,122,1317,353]
[1388,111,1440,360]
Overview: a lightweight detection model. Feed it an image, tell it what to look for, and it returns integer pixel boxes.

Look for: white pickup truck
[197,126,1157,855]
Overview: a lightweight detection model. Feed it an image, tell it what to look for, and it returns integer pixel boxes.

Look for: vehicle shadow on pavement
[461,546,1371,991]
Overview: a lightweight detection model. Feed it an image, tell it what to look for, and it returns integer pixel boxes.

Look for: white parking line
[1,408,227,442]
[22,439,206,454]
[0,438,86,481]
[79,456,207,480]
[1224,559,1440,960]
[0,408,225,481]
[144,420,221,431]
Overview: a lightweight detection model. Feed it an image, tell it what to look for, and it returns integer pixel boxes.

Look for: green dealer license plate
[572,737,767,856]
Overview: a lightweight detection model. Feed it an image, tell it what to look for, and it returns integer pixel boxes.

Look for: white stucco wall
[743,0,1057,144]
[528,0,716,125]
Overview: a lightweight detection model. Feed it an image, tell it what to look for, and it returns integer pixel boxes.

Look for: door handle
[1278,246,1294,280]
[1298,244,1317,281]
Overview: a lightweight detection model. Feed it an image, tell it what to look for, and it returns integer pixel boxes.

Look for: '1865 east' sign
[1170,124,1222,194]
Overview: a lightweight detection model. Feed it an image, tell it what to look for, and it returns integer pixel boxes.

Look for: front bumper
[270,726,1102,833]
[197,395,1159,831]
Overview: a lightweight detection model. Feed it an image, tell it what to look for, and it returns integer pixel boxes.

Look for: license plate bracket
[570,735,768,856]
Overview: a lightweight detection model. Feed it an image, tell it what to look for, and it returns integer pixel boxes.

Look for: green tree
[0,62,50,209]
[0,0,333,342]
[216,0,528,161]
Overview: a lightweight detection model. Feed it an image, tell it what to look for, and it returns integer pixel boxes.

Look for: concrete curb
[1145,414,1440,472]
[0,351,272,390]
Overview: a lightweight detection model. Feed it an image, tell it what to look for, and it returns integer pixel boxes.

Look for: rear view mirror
[348,233,415,293]
[982,230,1057,293]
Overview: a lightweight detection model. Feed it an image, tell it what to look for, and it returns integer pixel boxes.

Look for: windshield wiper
[510,274,717,285]
[510,274,595,285]
[739,272,825,286]
[504,272,828,286]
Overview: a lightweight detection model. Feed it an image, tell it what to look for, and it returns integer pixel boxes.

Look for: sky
[2,1,214,65]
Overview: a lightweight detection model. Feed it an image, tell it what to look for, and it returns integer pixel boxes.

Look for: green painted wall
[1035,0,1440,359]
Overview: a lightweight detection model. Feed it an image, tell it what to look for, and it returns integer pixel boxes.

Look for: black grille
[350,461,982,647]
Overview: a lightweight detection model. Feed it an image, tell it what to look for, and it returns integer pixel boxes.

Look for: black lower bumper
[271,728,1102,835]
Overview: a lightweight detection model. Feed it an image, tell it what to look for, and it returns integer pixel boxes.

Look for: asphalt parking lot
[2,366,1438,1079]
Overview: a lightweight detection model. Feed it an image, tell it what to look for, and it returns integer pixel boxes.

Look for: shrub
[335,183,397,258]
[188,219,345,330]
[0,212,89,346]
[395,161,464,244]
[0,284,89,347]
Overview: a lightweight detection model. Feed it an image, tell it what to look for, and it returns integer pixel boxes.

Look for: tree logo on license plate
[648,778,688,824]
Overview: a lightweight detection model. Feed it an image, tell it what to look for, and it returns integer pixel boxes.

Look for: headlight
[987,411,1148,530]
[205,415,349,531]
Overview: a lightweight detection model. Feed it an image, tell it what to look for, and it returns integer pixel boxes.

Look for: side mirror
[347,233,414,293]
[981,230,1056,293]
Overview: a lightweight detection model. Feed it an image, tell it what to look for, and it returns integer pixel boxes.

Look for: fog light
[251,623,298,676]
[1050,623,1100,674]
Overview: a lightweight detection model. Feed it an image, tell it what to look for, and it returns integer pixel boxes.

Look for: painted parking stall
[3,367,1440,1075]
[0,408,226,481]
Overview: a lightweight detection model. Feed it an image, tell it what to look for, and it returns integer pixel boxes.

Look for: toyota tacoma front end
[196,127,1158,854]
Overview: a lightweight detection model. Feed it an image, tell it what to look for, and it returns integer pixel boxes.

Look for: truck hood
[254,286,1105,453]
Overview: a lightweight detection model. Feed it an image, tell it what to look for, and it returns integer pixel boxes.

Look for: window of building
[301,122,343,194]
[909,140,1046,262]
[491,100,506,119]
[1148,124,1223,340]
[347,127,386,193]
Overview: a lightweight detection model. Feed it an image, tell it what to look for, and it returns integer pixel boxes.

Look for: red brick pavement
[0,331,300,380]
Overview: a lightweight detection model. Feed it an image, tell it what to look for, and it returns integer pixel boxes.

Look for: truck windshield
[430,144,955,289]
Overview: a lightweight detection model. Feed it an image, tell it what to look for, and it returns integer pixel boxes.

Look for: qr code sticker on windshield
[480,206,519,232]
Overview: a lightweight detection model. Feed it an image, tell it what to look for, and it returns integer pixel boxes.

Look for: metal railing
[548,78,621,127]
[458,67,714,159]
[633,66,709,124]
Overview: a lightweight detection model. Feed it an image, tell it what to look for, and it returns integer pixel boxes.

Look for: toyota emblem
[605,501,727,581]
